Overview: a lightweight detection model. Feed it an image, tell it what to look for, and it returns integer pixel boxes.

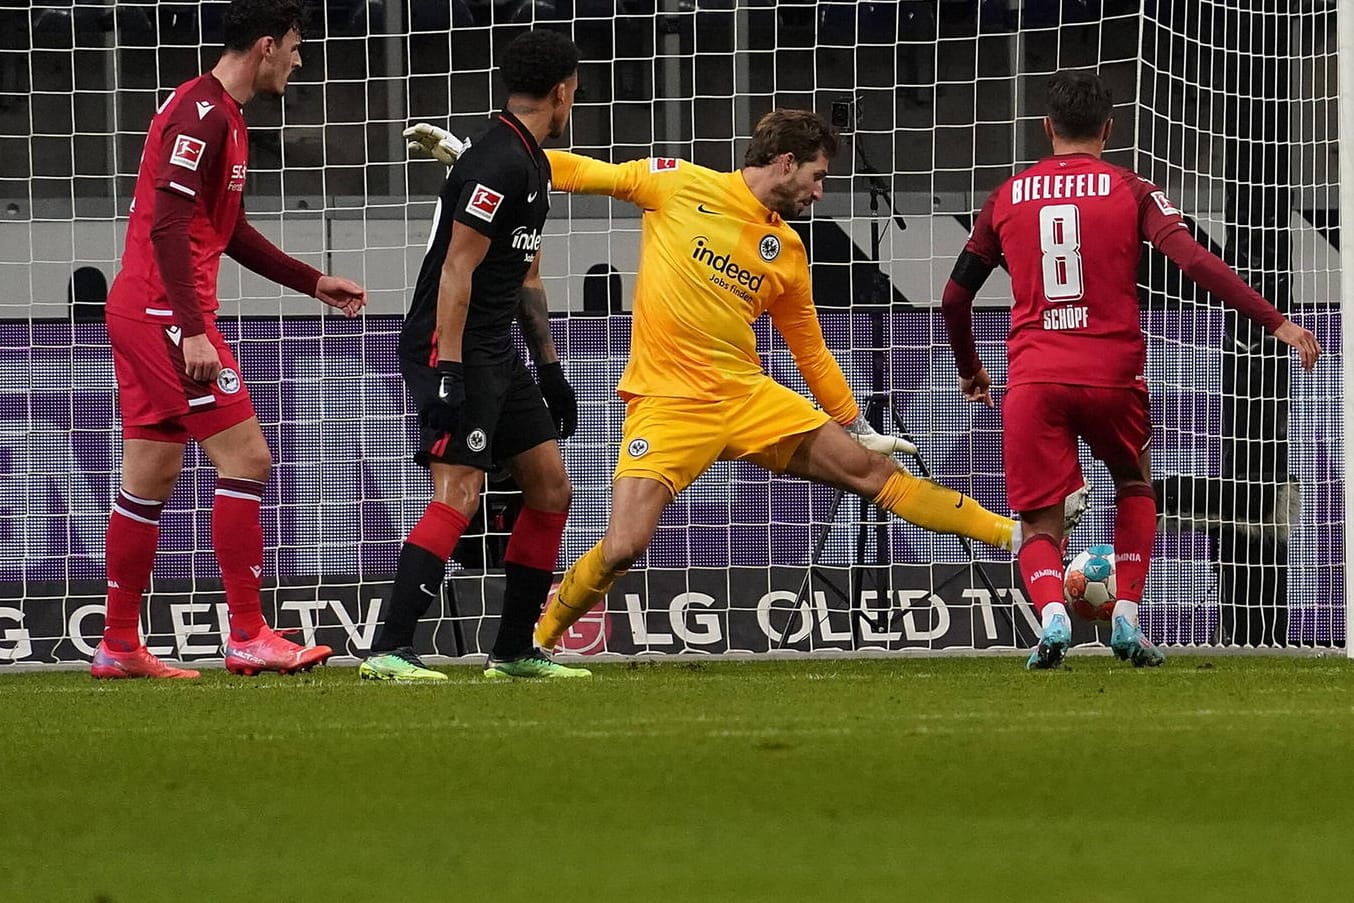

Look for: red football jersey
[107,74,248,325]
[963,153,1187,388]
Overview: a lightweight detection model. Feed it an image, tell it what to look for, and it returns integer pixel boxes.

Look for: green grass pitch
[3,655,1353,902]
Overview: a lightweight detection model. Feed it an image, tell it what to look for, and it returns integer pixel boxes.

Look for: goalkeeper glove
[537,361,578,441]
[420,361,464,434]
[845,414,919,457]
[404,122,467,166]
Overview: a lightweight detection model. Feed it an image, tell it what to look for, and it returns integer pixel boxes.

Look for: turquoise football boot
[1110,616,1166,668]
[1026,612,1072,670]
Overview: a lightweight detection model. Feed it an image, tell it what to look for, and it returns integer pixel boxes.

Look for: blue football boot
[1110,616,1166,668]
[1026,612,1072,670]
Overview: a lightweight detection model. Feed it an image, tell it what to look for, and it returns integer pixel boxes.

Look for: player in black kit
[360,30,589,681]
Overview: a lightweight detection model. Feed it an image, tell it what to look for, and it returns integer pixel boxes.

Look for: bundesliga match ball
[1064,544,1117,621]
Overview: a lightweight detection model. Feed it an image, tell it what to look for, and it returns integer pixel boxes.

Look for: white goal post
[0,0,1345,666]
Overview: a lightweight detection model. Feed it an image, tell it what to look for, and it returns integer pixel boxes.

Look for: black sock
[372,543,447,652]
[492,562,553,660]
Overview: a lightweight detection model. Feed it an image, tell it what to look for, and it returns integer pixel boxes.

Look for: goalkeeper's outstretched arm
[402,125,658,209]
[404,123,466,166]
[769,288,918,457]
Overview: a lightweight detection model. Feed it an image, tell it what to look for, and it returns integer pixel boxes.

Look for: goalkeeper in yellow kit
[409,110,1079,653]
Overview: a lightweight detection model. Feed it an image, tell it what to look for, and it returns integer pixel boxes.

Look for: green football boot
[359,647,448,682]
[484,649,592,680]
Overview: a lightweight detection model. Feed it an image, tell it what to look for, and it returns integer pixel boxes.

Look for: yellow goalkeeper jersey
[546,151,859,425]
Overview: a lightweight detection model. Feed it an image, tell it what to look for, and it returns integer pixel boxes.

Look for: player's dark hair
[223,0,305,52]
[1046,70,1113,140]
[743,110,839,167]
[501,30,580,99]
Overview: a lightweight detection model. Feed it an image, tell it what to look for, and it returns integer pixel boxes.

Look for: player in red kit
[92,0,367,679]
[942,70,1321,670]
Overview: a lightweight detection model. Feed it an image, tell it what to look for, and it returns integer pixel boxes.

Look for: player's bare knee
[236,445,273,483]
[603,532,648,572]
[523,478,572,513]
[440,483,482,516]
[849,452,897,498]
[123,473,178,504]
[216,446,271,483]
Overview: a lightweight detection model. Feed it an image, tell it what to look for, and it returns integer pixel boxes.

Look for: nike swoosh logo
[527,192,538,202]
[419,583,438,598]
[954,495,965,509]
[697,204,719,215]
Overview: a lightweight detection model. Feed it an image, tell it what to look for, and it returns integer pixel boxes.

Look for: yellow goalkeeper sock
[534,542,620,649]
[873,470,1015,551]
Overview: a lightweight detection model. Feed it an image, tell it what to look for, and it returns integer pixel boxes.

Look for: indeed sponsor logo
[511,227,542,252]
[690,236,764,291]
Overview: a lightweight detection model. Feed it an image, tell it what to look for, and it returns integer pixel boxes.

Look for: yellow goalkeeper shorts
[614,377,832,495]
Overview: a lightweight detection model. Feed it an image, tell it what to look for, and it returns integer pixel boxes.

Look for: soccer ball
[1064,543,1117,621]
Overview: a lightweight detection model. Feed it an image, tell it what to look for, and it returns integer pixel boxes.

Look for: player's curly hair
[1047,70,1113,140]
[743,110,839,167]
[501,30,581,99]
[223,0,305,52]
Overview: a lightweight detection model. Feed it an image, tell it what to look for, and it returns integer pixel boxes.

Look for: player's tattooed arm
[518,253,579,439]
[516,255,558,365]
[517,283,555,363]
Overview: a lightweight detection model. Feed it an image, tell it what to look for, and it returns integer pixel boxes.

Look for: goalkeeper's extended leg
[534,541,622,651]
[872,470,1016,550]
[535,475,669,652]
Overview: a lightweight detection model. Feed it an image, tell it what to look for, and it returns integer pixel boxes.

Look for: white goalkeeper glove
[403,122,467,166]
[845,414,919,457]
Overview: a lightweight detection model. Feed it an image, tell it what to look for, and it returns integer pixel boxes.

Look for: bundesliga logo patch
[465,185,504,223]
[650,157,678,173]
[169,134,207,171]
[1150,190,1181,217]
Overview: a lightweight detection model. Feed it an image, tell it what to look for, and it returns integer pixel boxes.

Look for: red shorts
[108,313,255,443]
[1003,382,1150,513]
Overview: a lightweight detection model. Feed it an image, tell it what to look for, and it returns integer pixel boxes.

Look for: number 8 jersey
[961,153,1187,389]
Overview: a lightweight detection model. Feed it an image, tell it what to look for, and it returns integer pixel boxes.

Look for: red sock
[214,477,267,641]
[1114,486,1157,603]
[103,490,164,651]
[1017,533,1066,615]
[503,507,568,572]
[407,501,471,559]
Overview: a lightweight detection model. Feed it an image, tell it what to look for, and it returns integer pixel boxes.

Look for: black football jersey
[401,110,552,363]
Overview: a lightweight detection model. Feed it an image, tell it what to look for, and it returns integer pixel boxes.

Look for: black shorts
[402,351,558,470]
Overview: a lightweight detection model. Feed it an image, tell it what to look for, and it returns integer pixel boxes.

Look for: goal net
[0,0,1344,666]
